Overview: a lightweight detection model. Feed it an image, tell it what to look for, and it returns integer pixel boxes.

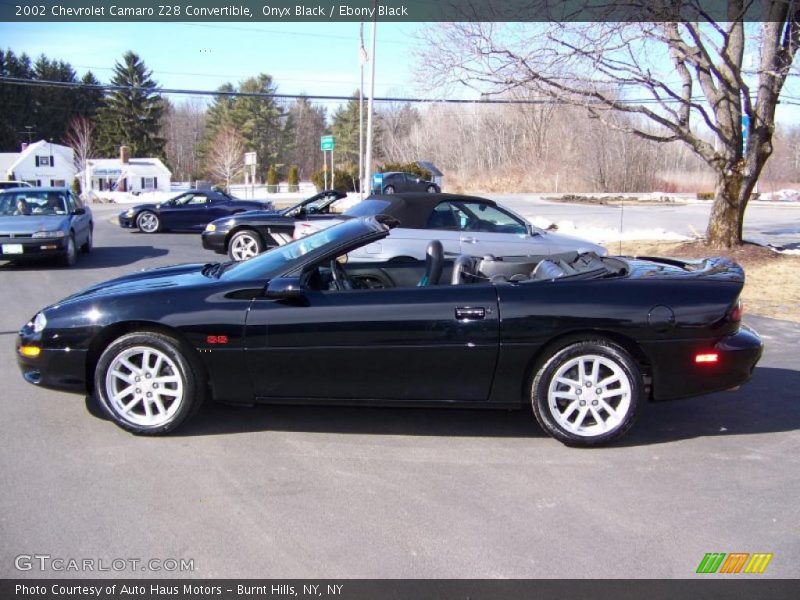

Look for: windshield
[223,218,379,280]
[0,191,68,216]
[343,199,391,218]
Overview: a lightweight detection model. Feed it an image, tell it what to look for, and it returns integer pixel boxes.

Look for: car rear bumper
[201,230,228,254]
[646,325,763,401]
[0,237,69,260]
[16,337,88,394]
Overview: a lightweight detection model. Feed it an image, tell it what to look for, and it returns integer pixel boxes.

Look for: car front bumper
[118,212,137,228]
[645,325,764,401]
[16,334,88,393]
[0,236,70,260]
[201,229,229,254]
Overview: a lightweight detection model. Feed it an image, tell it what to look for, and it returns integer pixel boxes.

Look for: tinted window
[426,203,460,230]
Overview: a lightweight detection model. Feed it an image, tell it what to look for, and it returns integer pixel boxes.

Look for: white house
[84,146,171,193]
[0,140,76,187]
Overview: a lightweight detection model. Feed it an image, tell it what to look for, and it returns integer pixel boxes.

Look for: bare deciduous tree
[162,98,207,182]
[206,125,245,191]
[63,115,94,181]
[419,2,800,247]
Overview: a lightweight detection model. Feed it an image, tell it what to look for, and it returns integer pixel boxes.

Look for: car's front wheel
[531,340,642,446]
[94,332,205,434]
[228,229,264,261]
[383,185,395,194]
[136,211,160,233]
[81,226,93,253]
[60,233,78,267]
[426,185,438,193]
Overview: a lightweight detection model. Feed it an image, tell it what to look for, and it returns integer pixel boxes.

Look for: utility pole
[364,14,377,198]
[359,22,367,198]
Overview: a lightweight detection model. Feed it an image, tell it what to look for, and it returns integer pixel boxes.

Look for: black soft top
[359,193,497,229]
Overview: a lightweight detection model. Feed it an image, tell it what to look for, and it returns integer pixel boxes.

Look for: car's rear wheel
[136,211,160,233]
[530,340,642,446]
[383,185,395,194]
[426,185,438,193]
[228,229,264,261]
[94,332,205,434]
[81,226,93,253]
[60,233,78,267]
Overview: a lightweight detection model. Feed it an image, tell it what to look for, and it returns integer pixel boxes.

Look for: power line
[0,75,712,106]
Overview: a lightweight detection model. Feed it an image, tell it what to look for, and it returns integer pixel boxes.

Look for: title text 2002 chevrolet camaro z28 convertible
[16,216,763,446]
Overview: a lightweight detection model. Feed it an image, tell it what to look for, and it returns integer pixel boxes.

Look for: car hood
[121,203,158,213]
[0,215,70,233]
[56,263,209,305]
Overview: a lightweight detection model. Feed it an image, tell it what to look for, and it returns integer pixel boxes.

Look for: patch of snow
[758,189,800,202]
[532,217,691,243]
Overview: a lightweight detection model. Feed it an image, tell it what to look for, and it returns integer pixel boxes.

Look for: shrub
[696,191,715,200]
[71,177,81,196]
[378,162,432,181]
[311,167,358,192]
[266,165,279,192]
[287,165,299,192]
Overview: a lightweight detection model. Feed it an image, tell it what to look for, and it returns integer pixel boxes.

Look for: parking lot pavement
[1,204,798,578]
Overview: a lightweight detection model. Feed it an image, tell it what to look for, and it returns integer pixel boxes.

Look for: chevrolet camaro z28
[16,216,762,446]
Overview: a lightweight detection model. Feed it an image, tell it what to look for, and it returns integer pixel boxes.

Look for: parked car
[17,215,761,445]
[373,171,440,194]
[202,189,347,261]
[118,190,273,233]
[294,193,607,260]
[0,180,33,190]
[0,187,93,266]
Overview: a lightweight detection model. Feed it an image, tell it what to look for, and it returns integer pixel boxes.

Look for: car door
[245,275,500,402]
[205,194,235,224]
[451,201,547,257]
[175,193,212,230]
[66,192,90,245]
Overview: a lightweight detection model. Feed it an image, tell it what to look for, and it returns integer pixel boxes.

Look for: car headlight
[32,312,47,333]
[126,209,135,217]
[205,223,216,232]
[32,230,66,238]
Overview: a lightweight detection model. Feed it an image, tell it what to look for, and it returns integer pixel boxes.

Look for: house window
[142,177,156,190]
[36,155,52,167]
[50,179,66,187]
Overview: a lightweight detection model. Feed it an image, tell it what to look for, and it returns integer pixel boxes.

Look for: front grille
[0,233,33,239]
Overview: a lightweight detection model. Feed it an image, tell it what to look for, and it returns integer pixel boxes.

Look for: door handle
[455,307,486,320]
[462,236,478,243]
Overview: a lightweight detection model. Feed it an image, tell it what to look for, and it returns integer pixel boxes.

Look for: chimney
[120,145,130,164]
[21,143,28,152]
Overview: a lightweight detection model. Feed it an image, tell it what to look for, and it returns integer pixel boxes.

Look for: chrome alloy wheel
[137,212,159,233]
[230,233,260,261]
[105,346,184,427]
[546,354,632,437]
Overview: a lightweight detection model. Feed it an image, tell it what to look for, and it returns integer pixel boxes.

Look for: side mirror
[73,207,86,215]
[306,206,318,215]
[264,277,305,300]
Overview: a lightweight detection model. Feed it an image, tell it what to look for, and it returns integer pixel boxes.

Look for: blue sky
[0,21,426,109]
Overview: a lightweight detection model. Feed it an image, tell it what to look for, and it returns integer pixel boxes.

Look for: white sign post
[244,152,257,198]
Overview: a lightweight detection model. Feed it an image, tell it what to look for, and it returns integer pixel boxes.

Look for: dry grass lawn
[616,240,800,323]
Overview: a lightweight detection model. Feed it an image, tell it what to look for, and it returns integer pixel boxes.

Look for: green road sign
[320,135,334,151]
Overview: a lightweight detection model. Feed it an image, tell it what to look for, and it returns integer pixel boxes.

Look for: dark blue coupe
[118,190,272,233]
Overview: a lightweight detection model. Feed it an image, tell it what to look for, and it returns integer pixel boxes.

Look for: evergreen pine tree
[95,51,165,159]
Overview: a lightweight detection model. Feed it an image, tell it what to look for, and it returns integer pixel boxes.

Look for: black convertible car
[201,189,346,261]
[17,216,762,446]
[118,190,272,233]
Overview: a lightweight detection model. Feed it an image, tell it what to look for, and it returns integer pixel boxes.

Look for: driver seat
[418,240,444,286]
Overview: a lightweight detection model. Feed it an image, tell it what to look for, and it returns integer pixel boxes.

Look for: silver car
[293,193,607,261]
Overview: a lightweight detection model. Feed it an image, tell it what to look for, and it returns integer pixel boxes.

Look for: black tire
[81,226,93,253]
[136,210,161,233]
[228,229,264,261]
[60,233,78,267]
[530,339,642,446]
[94,331,206,435]
[383,185,395,194]
[426,185,438,193]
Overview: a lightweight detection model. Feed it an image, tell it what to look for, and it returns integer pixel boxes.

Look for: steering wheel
[330,258,353,291]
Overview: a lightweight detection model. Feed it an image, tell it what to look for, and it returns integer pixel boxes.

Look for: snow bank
[530,216,691,244]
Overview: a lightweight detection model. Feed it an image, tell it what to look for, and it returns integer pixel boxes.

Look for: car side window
[426,202,460,230]
[189,194,209,205]
[454,202,528,234]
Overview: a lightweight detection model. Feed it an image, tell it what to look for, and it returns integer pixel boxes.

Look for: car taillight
[729,299,743,322]
[695,353,719,364]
